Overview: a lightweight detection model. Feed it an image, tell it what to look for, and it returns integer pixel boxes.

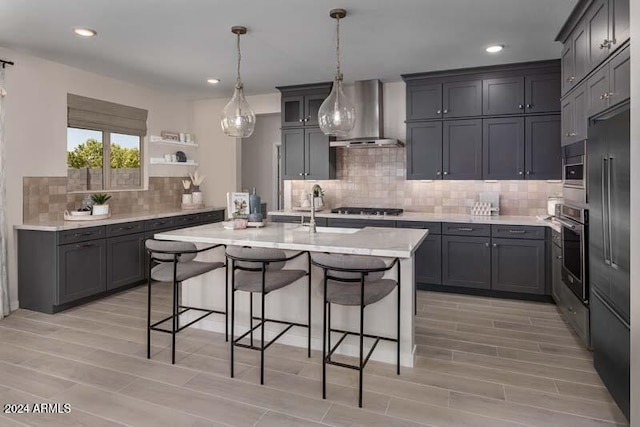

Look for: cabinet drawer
[58,226,105,245]
[327,218,396,229]
[200,210,225,224]
[144,217,176,232]
[555,278,590,346]
[491,225,545,240]
[106,221,144,237]
[396,221,441,235]
[442,223,490,237]
[173,214,202,229]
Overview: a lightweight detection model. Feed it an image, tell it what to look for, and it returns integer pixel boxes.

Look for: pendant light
[318,9,356,137]
[220,26,256,138]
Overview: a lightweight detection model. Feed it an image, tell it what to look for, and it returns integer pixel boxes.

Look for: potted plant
[189,170,206,205]
[312,184,324,208]
[91,193,111,215]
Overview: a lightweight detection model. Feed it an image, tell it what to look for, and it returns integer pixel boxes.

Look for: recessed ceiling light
[207,78,220,84]
[73,28,97,37]
[486,44,504,53]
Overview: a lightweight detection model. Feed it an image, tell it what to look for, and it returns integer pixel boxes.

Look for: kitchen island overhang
[154,223,428,367]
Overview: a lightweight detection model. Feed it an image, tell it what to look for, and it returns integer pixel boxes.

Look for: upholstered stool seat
[311,252,400,408]
[145,239,227,364]
[226,246,310,385]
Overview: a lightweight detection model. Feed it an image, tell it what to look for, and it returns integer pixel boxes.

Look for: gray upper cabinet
[573,22,589,84]
[525,74,561,114]
[561,38,575,95]
[282,127,334,180]
[282,128,305,179]
[406,122,442,180]
[610,0,630,48]
[304,94,326,127]
[482,77,524,115]
[57,239,107,304]
[587,0,611,69]
[442,80,482,118]
[281,95,305,127]
[609,45,630,107]
[561,82,587,146]
[442,235,491,289]
[587,64,610,117]
[443,119,482,180]
[407,83,443,120]
[483,117,525,180]
[491,238,546,294]
[525,115,562,180]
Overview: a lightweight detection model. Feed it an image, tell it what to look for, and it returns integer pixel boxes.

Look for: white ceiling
[0,0,578,99]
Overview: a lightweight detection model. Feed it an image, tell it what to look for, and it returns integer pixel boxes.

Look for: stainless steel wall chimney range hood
[329,79,403,148]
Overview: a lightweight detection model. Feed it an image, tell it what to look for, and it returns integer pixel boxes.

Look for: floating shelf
[150,158,198,166]
[149,138,198,147]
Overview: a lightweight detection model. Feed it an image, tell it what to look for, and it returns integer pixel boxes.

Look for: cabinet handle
[73,232,94,238]
[518,104,524,109]
[566,76,575,83]
[569,132,576,137]
[116,225,134,231]
[457,227,474,232]
[436,171,442,175]
[298,118,304,123]
[76,243,94,248]
[556,255,563,259]
[518,171,523,175]
[299,173,304,176]
[493,243,498,248]
[508,230,526,234]
[436,109,442,114]
[443,171,449,176]
[443,109,448,114]
[485,242,490,248]
[526,104,532,109]
[526,171,531,175]
[307,116,311,122]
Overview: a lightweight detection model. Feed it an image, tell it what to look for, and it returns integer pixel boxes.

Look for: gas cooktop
[331,207,404,216]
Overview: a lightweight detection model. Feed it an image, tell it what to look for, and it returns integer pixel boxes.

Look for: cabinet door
[609,46,630,107]
[305,127,333,180]
[482,117,525,180]
[442,236,491,289]
[525,115,562,180]
[561,96,574,146]
[406,122,443,180]
[491,238,546,294]
[572,83,589,142]
[57,239,106,304]
[524,74,560,114]
[304,94,327,127]
[586,65,610,117]
[397,222,442,285]
[610,0,629,47]
[551,240,563,303]
[443,119,482,180]
[282,128,305,179]
[572,22,589,83]
[442,81,482,118]
[587,0,611,69]
[282,95,305,127]
[561,38,575,95]
[407,84,442,120]
[106,233,145,290]
[482,77,525,115]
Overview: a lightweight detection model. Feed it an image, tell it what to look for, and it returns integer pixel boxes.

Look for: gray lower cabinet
[483,117,525,180]
[107,232,146,290]
[397,221,442,285]
[442,235,491,289]
[491,238,545,294]
[326,218,396,228]
[551,234,563,303]
[58,239,107,304]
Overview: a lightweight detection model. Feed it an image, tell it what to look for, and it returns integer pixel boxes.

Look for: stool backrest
[311,253,386,281]
[226,246,286,271]
[146,239,198,262]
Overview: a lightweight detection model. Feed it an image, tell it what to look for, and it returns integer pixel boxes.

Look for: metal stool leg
[322,269,328,400]
[250,292,254,347]
[146,266,152,360]
[397,265,401,375]
[358,273,365,408]
[260,265,266,385]
[225,262,229,342]
[230,260,236,378]
[307,253,312,358]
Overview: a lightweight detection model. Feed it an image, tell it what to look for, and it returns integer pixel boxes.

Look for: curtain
[0,66,9,318]
[67,94,148,136]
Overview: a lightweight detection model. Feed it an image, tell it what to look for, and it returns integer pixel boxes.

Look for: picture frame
[227,192,250,218]
[160,130,180,141]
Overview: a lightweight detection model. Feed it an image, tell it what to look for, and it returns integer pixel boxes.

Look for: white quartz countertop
[15,206,227,231]
[268,210,561,232]
[155,223,428,258]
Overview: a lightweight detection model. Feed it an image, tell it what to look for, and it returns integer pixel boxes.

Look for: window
[67,94,147,191]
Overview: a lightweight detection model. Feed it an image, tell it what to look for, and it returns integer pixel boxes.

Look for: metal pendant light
[318,9,356,137]
[221,26,256,138]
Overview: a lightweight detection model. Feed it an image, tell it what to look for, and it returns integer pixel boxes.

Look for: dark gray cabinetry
[407,84,442,120]
[443,120,482,180]
[58,239,106,304]
[442,81,482,118]
[106,232,145,291]
[551,231,562,303]
[573,23,590,87]
[442,222,490,237]
[483,77,524,116]
[326,218,396,228]
[610,0,630,48]
[442,236,491,290]
[281,93,328,127]
[525,115,562,180]
[483,117,525,180]
[397,221,442,285]
[586,0,611,69]
[587,45,630,117]
[561,82,588,146]
[561,38,575,94]
[281,128,335,180]
[406,122,442,180]
[282,128,305,179]
[491,238,545,294]
[525,74,561,114]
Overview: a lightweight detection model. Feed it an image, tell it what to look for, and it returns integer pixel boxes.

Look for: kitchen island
[154,222,428,367]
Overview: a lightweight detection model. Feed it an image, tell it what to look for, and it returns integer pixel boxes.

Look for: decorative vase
[191,191,203,205]
[182,194,193,205]
[92,204,109,215]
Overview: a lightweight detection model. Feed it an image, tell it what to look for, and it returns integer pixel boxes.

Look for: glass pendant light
[318,9,356,137]
[221,26,256,138]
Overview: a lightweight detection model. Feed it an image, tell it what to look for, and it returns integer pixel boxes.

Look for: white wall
[629,2,639,423]
[1,46,193,310]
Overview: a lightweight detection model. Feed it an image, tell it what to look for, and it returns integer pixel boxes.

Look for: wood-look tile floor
[0,284,627,427]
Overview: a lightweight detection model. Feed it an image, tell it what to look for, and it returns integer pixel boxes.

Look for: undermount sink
[293,226,359,234]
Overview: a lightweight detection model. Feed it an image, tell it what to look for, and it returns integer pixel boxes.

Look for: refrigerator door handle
[608,155,618,269]
[602,157,611,265]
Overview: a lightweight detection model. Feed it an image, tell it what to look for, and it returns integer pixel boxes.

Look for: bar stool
[145,239,227,364]
[311,253,400,408]
[226,246,310,385]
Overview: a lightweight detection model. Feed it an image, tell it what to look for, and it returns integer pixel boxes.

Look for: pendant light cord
[335,16,341,79]
[236,32,242,89]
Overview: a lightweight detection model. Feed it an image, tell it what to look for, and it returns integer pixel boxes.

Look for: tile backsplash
[288,148,562,216]
[23,177,184,223]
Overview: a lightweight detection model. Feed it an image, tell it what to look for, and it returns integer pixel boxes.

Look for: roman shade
[67,94,148,136]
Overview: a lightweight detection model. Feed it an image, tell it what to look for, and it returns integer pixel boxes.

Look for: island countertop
[154,222,428,258]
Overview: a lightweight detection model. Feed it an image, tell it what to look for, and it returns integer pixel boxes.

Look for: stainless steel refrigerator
[587,108,630,420]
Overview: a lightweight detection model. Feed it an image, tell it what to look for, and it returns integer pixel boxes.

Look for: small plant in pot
[91,193,111,215]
